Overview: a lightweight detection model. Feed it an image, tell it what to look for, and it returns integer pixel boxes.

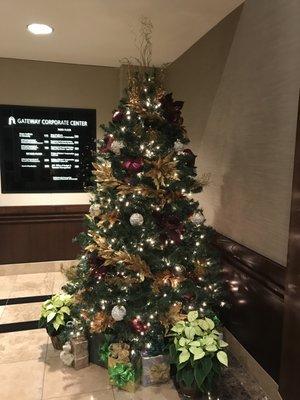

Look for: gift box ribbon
[108,363,135,388]
[109,343,130,364]
[147,363,169,382]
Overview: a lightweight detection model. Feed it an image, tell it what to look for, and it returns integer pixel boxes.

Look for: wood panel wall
[215,234,285,382]
[279,95,300,400]
[0,205,89,264]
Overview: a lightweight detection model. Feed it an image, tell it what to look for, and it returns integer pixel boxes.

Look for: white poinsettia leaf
[205,317,215,330]
[190,347,205,360]
[219,340,229,348]
[187,311,198,322]
[217,351,228,366]
[179,349,190,364]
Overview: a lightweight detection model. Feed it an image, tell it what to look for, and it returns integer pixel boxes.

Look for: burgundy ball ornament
[183,149,196,167]
[99,135,114,153]
[122,158,144,173]
[182,292,195,302]
[90,265,108,280]
[112,110,124,123]
[131,317,148,334]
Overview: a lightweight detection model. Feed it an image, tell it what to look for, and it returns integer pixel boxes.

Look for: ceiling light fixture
[27,23,53,35]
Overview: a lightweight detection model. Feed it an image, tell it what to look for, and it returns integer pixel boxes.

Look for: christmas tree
[65,21,224,356]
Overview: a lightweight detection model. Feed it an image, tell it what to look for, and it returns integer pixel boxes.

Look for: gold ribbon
[109,343,130,364]
[146,362,170,383]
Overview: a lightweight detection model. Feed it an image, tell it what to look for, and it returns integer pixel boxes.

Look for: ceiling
[0,0,244,67]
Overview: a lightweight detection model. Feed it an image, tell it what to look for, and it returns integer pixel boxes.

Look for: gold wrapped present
[141,354,170,386]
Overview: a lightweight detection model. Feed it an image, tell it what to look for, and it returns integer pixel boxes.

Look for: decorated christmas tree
[64,20,224,357]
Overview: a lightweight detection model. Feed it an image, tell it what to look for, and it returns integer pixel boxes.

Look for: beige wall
[0,58,119,206]
[167,1,300,266]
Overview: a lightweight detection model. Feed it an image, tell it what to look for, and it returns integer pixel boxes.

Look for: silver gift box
[141,354,170,386]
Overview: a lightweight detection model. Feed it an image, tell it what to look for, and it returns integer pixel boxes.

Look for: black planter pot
[179,383,210,400]
[50,335,63,350]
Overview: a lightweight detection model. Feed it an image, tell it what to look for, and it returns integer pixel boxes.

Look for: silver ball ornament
[174,139,184,152]
[89,203,101,218]
[111,140,124,155]
[111,305,127,321]
[129,213,144,226]
[191,212,205,225]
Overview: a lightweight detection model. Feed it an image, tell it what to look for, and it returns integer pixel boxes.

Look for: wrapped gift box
[108,343,141,392]
[71,336,89,370]
[108,342,131,368]
[88,333,112,368]
[141,354,170,386]
[109,362,140,393]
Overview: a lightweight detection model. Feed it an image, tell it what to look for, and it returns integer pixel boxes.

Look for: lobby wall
[166,0,300,387]
[0,57,119,207]
[166,0,300,267]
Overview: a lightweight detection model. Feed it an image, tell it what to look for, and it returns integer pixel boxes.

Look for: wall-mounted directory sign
[0,105,96,193]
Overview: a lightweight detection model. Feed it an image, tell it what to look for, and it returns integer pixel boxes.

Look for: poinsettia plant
[39,293,73,336]
[169,311,228,395]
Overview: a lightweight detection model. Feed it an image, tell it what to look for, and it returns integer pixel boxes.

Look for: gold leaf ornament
[90,311,115,333]
[97,211,120,228]
[160,302,186,330]
[152,270,185,293]
[145,152,179,189]
[85,233,152,278]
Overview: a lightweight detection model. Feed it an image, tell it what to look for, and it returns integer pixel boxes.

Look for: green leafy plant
[39,293,73,336]
[108,363,136,388]
[169,311,228,395]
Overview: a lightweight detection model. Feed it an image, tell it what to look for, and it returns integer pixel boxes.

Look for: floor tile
[113,382,180,400]
[42,355,111,399]
[9,272,55,298]
[0,329,48,363]
[0,260,74,276]
[44,389,114,400]
[0,305,5,321]
[0,275,16,299]
[0,359,45,400]
[46,339,61,360]
[53,271,68,294]
[0,301,42,324]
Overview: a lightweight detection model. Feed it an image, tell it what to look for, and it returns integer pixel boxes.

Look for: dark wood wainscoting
[0,204,286,383]
[0,204,89,264]
[214,234,285,382]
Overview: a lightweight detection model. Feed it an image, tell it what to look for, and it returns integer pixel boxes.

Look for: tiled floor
[0,327,180,400]
[0,271,67,326]
[0,270,270,400]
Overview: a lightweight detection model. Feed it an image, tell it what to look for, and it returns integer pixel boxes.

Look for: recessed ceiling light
[27,23,53,35]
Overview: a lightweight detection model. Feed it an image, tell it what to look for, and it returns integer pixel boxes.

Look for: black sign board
[0,105,96,193]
